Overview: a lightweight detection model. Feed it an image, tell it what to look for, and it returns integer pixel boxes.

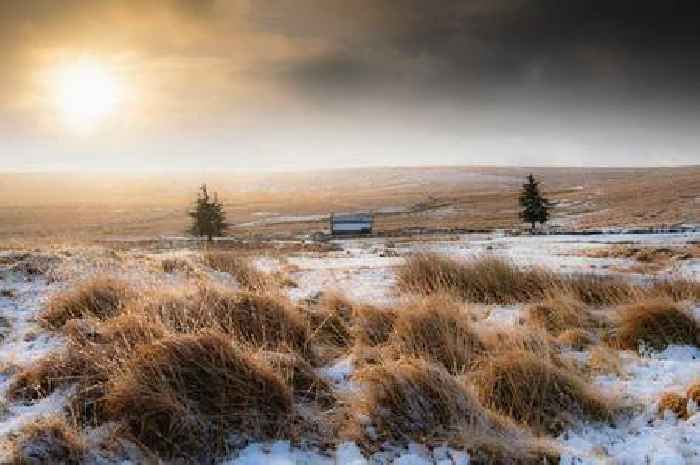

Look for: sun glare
[52,59,123,131]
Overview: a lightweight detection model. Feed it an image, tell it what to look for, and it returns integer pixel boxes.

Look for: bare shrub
[349,357,494,443]
[614,298,699,352]
[389,295,484,373]
[11,416,85,465]
[41,277,133,329]
[103,333,293,460]
[473,351,611,434]
[657,392,688,419]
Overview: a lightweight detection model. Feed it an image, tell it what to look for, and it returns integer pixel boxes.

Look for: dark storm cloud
[257,0,700,102]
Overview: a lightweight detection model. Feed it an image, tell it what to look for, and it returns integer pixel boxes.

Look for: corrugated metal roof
[332,213,373,223]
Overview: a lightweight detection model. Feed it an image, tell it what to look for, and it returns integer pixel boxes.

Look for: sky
[1,0,699,171]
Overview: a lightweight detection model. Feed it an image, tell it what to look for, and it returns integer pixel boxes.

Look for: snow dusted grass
[614,298,700,352]
[346,357,494,443]
[473,350,613,435]
[398,252,643,306]
[40,277,133,329]
[1,235,699,464]
[388,295,484,374]
[10,415,85,465]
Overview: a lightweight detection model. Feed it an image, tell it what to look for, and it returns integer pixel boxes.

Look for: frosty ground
[1,231,699,465]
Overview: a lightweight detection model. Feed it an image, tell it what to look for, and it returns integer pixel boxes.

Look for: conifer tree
[188,184,228,241]
[519,174,551,232]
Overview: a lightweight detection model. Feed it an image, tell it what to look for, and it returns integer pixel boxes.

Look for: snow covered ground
[1,232,699,464]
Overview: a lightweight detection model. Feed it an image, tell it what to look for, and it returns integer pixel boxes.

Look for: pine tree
[188,184,228,241]
[519,174,551,232]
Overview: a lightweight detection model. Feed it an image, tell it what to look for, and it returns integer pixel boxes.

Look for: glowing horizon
[1,1,699,170]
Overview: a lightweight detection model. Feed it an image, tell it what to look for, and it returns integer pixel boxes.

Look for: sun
[52,59,123,131]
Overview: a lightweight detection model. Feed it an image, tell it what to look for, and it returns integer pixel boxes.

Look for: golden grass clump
[614,298,699,352]
[160,256,196,274]
[526,294,598,336]
[306,292,354,349]
[131,284,311,358]
[253,351,334,405]
[203,251,273,291]
[11,416,85,465]
[397,253,556,304]
[41,277,133,329]
[103,332,294,460]
[479,327,559,363]
[351,305,397,347]
[464,435,560,465]
[646,278,700,302]
[397,253,638,306]
[350,357,492,443]
[688,382,700,404]
[8,345,108,405]
[561,274,638,306]
[474,351,611,434]
[556,329,595,351]
[588,345,626,377]
[76,313,168,352]
[657,392,688,419]
[389,295,484,373]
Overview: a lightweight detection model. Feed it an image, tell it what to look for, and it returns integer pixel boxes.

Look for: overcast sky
[1,0,699,170]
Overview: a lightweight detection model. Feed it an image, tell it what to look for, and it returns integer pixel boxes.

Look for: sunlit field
[2,166,700,241]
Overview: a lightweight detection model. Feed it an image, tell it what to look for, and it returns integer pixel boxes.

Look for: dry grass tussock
[8,343,109,406]
[462,435,560,465]
[305,292,354,350]
[583,244,696,263]
[474,350,612,434]
[688,382,700,404]
[479,327,560,363]
[645,278,700,302]
[203,250,296,291]
[348,357,495,444]
[160,256,197,274]
[556,329,595,351]
[614,298,699,352]
[397,253,644,305]
[128,284,311,359]
[588,345,626,377]
[658,392,689,419]
[11,416,85,465]
[389,295,484,374]
[40,277,133,329]
[253,351,334,406]
[103,332,294,460]
[397,253,556,304]
[351,304,397,348]
[526,293,599,336]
